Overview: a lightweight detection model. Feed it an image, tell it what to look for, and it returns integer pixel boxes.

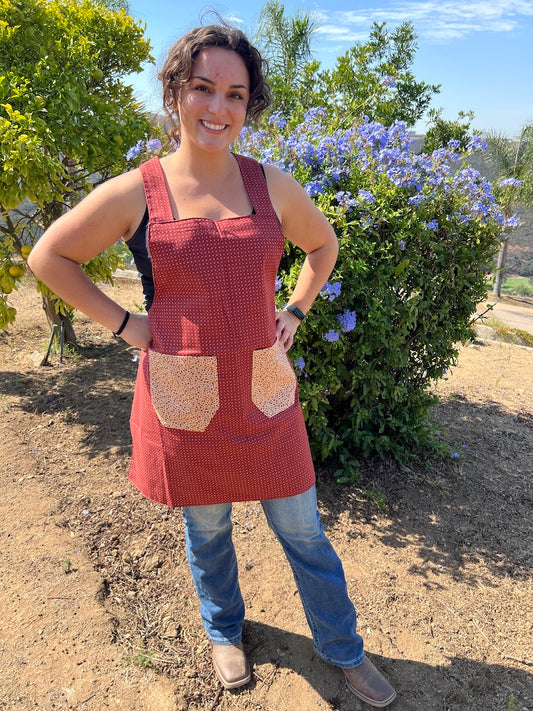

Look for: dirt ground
[0,278,531,711]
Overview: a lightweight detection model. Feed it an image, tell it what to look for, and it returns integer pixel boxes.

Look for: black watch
[285,304,305,322]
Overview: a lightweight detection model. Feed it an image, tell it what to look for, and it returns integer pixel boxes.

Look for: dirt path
[0,279,531,711]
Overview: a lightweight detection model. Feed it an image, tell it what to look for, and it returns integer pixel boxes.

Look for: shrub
[237,110,511,471]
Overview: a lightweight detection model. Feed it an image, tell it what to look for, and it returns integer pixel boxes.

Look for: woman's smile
[201,119,228,132]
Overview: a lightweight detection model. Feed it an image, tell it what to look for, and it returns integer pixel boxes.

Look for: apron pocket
[148,351,219,431]
[252,340,296,418]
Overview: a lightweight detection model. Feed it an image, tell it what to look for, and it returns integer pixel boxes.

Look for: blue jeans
[182,485,365,668]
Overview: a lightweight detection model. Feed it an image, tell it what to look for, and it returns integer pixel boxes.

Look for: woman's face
[177,46,250,153]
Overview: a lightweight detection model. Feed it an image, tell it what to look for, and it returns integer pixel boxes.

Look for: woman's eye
[194,85,209,93]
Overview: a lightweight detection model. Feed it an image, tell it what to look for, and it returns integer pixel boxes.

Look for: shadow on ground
[318,394,532,587]
[241,621,530,711]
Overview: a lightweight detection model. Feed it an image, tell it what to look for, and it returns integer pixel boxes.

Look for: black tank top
[125,208,154,309]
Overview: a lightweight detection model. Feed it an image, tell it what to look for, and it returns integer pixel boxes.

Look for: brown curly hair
[158,20,271,143]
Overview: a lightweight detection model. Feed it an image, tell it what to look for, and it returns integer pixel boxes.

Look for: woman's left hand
[275,309,301,351]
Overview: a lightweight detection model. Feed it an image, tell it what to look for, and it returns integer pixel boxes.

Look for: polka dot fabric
[128,155,315,507]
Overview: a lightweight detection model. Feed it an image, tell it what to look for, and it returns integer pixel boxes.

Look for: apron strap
[139,157,174,223]
[234,154,279,218]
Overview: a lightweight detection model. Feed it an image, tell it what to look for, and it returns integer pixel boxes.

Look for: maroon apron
[128,155,315,507]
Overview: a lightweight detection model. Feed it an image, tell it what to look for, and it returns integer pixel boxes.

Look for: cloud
[226,15,244,25]
[317,0,533,43]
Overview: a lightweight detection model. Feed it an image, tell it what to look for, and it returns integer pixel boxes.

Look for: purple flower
[146,138,162,152]
[425,220,439,230]
[321,281,342,301]
[335,191,357,209]
[398,239,406,250]
[337,310,357,332]
[293,356,305,371]
[505,215,521,228]
[323,330,340,343]
[447,138,462,150]
[499,177,522,188]
[125,139,145,161]
[466,135,487,152]
[275,276,283,292]
[450,452,460,459]
[268,112,287,130]
[358,189,376,203]
[305,180,325,196]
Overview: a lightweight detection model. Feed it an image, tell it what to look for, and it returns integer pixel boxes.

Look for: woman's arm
[264,164,339,350]
[28,170,152,350]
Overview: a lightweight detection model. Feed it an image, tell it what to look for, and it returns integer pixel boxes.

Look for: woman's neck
[167,144,237,182]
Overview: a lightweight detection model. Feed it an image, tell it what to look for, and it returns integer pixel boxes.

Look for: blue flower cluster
[337,310,357,332]
[321,281,342,301]
[499,177,523,188]
[293,356,305,371]
[125,138,162,161]
[323,330,340,342]
[237,111,506,232]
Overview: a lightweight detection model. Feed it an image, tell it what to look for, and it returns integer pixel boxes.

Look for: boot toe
[212,642,251,689]
[343,658,396,708]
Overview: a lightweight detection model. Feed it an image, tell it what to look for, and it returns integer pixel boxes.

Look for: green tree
[318,21,440,128]
[484,125,533,296]
[0,0,153,340]
[254,0,320,115]
[254,6,440,130]
[423,108,475,152]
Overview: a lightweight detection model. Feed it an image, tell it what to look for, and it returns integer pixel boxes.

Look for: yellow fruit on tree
[21,245,32,259]
[8,265,25,278]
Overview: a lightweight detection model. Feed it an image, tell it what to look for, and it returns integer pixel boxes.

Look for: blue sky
[128,0,533,137]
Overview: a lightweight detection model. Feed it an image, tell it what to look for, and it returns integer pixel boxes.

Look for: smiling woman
[27,16,395,708]
[158,22,270,145]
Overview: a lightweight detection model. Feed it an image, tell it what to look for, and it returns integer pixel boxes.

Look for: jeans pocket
[252,340,297,418]
[148,350,219,431]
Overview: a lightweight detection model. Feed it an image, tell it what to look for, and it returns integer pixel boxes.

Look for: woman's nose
[207,91,225,115]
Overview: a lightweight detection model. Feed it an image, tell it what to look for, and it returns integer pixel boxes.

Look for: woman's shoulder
[262,162,312,212]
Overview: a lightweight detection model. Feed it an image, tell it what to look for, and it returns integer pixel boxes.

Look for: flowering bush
[236,110,514,472]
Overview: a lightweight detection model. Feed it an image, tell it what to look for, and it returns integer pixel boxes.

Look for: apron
[128,154,315,507]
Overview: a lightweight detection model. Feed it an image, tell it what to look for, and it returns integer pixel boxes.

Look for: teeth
[202,120,226,131]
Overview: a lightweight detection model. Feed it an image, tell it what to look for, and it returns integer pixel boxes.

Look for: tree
[484,125,533,296]
[254,0,320,115]
[0,0,153,340]
[254,6,440,130]
[423,108,475,152]
[316,21,440,128]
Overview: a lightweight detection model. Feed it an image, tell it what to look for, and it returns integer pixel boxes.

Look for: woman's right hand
[120,312,153,351]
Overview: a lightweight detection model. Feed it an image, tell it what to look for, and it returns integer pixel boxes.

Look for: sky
[127,0,533,138]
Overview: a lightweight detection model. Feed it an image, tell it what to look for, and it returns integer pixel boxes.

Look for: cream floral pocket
[252,340,296,418]
[148,351,219,431]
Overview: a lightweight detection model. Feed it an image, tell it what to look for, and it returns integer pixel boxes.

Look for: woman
[29,21,396,708]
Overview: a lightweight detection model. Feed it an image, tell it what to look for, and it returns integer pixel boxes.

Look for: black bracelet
[285,304,306,322]
[113,310,130,337]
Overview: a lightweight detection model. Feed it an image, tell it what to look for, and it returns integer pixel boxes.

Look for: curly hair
[158,20,271,143]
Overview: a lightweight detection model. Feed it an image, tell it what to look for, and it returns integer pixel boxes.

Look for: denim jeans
[182,485,365,668]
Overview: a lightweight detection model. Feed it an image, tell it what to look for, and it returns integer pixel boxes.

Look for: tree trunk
[42,293,77,346]
[492,237,509,297]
